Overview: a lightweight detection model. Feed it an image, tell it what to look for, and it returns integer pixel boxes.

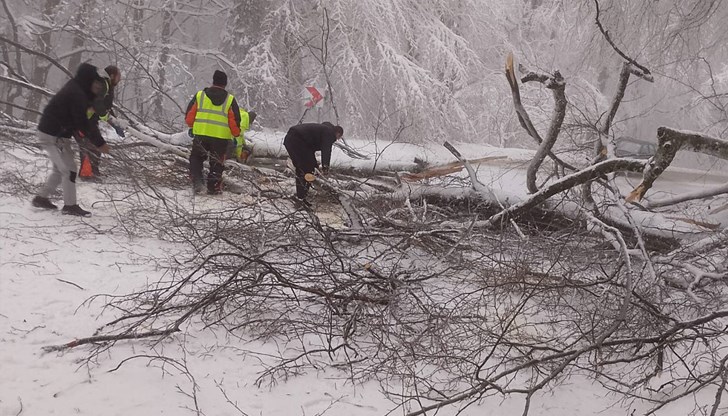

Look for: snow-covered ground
[0,196,626,416]
[0,197,636,415]
[2,127,727,415]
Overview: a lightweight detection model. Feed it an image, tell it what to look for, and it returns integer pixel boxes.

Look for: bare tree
[25,0,63,114]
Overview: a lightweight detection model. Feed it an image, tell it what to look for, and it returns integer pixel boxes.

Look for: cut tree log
[400,156,508,182]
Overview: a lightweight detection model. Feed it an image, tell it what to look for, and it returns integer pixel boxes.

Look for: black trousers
[189,136,230,193]
[283,133,316,199]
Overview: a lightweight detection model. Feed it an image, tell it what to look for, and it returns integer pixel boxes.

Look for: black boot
[32,196,57,210]
[292,195,312,209]
[62,204,91,217]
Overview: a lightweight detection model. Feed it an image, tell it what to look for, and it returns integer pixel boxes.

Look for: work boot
[32,196,57,210]
[61,204,91,217]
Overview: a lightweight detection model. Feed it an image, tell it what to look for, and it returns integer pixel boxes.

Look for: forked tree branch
[593,0,651,77]
[505,53,576,175]
[0,34,73,78]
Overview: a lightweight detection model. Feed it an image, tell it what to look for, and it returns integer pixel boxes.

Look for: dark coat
[286,123,338,168]
[38,63,106,147]
[91,78,114,120]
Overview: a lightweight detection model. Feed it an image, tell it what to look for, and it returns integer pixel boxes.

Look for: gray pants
[37,131,77,206]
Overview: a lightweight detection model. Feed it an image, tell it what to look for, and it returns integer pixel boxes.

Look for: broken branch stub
[627,127,728,202]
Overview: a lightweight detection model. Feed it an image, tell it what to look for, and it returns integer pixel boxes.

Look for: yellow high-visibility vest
[192,90,235,139]
[233,109,251,158]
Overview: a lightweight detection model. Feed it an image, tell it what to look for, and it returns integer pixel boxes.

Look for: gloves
[188,129,194,138]
[111,123,125,138]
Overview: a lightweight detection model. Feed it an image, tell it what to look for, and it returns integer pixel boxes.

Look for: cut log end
[626,184,646,203]
[506,53,517,85]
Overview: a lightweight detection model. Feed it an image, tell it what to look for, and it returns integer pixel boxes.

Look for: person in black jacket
[283,122,343,206]
[31,62,110,217]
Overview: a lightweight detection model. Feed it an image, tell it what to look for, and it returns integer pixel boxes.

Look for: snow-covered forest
[3,0,727,144]
[3,0,728,415]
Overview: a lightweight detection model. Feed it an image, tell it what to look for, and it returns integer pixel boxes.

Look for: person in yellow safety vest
[231,109,257,163]
[185,70,241,195]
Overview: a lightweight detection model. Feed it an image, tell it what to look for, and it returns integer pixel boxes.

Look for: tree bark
[522,70,567,194]
[487,158,645,226]
[504,53,575,176]
[26,0,62,114]
[67,0,94,71]
[153,6,173,119]
[628,127,728,202]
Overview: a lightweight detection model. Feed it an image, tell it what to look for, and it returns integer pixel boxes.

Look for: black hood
[203,86,230,106]
[75,62,100,99]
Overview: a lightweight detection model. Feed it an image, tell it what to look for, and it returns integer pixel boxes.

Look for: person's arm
[98,87,114,121]
[67,87,103,148]
[239,110,250,133]
[70,93,91,140]
[75,117,108,152]
[84,114,107,148]
[90,79,109,120]
[320,136,336,172]
[185,94,198,128]
[228,97,241,137]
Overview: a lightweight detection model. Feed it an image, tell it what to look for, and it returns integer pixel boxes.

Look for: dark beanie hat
[213,70,227,87]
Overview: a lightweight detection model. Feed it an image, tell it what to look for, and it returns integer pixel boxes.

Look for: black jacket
[287,123,338,168]
[91,78,114,120]
[38,63,106,147]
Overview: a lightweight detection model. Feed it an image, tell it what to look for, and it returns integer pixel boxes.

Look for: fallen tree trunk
[387,142,704,241]
[400,155,508,182]
[644,181,728,209]
[629,127,728,202]
[486,158,646,226]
